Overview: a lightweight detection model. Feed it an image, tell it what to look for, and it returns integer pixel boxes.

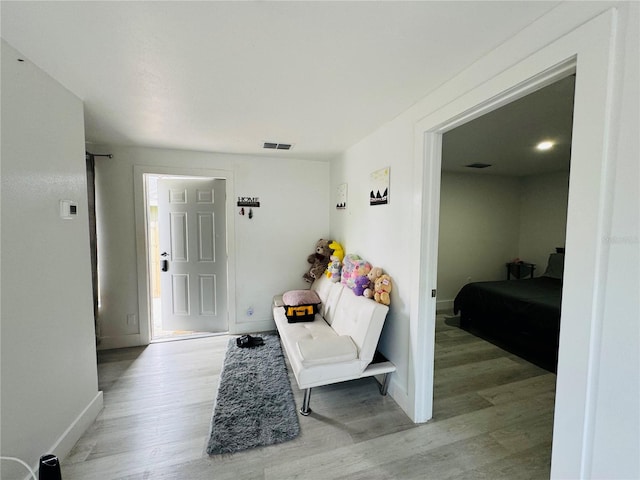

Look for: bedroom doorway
[412,12,617,476]
[428,75,575,473]
[436,74,574,371]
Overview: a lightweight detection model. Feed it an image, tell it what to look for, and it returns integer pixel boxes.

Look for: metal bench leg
[379,373,391,396]
[300,388,312,416]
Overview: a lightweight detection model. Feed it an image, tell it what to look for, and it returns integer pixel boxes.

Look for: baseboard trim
[385,376,411,421]
[436,299,454,313]
[42,391,103,474]
[231,319,276,335]
[97,333,144,350]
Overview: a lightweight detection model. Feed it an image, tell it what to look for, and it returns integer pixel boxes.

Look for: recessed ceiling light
[536,140,555,151]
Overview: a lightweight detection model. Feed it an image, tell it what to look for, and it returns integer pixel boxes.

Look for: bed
[453,252,564,372]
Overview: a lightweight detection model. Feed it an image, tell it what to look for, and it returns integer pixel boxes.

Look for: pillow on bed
[543,253,565,280]
[282,289,321,307]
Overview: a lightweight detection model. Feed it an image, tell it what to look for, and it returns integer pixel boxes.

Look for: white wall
[589,2,639,476]
[518,171,570,269]
[437,172,521,307]
[436,170,570,308]
[330,117,415,396]
[1,40,102,478]
[330,3,638,479]
[95,146,329,349]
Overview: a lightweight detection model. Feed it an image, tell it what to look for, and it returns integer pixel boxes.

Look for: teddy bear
[363,266,383,299]
[303,239,333,283]
[374,274,393,305]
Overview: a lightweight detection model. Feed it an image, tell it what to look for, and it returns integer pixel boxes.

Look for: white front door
[158,177,228,333]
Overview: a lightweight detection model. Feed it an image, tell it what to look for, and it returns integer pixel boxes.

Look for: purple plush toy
[353,275,370,296]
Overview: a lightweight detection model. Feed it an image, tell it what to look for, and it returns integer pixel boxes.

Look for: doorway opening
[411,13,616,475]
[436,73,574,370]
[430,73,575,473]
[144,173,229,342]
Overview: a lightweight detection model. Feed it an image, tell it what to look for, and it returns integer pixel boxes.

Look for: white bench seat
[273,275,395,415]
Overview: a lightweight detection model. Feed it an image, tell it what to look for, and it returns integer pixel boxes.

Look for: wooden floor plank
[61,315,555,479]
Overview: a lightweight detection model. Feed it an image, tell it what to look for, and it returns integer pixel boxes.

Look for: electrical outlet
[127,314,137,326]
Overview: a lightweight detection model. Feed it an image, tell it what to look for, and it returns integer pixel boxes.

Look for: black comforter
[453,276,562,370]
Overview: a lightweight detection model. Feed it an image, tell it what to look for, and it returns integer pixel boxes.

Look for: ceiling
[1,1,563,161]
[442,74,575,176]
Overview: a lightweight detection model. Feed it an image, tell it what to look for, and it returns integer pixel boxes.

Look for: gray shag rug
[206,334,300,455]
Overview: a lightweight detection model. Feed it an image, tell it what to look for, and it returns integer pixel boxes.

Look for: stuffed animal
[328,241,345,262]
[341,254,372,290]
[303,239,333,283]
[353,275,370,296]
[325,255,342,282]
[363,266,383,299]
[325,240,345,282]
[374,274,393,305]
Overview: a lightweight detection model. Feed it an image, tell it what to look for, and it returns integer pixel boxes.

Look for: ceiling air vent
[465,163,492,169]
[263,142,292,150]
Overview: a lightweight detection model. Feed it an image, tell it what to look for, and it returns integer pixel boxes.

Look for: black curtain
[86,154,99,343]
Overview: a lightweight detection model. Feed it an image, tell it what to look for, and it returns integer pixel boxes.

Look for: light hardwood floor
[62,316,556,479]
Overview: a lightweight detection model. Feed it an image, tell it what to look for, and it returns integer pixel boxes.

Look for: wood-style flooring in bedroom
[61,315,556,479]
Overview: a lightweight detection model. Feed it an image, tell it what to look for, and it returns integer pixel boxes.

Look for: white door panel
[158,177,228,333]
[198,213,215,261]
[170,212,188,261]
[171,274,190,315]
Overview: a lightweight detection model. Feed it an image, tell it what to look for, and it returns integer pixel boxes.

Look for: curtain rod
[86,151,113,160]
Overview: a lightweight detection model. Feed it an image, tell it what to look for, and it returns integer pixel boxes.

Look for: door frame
[410,9,617,479]
[133,165,236,345]
[156,176,228,335]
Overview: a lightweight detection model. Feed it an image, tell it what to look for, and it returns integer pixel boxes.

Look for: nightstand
[506,262,536,280]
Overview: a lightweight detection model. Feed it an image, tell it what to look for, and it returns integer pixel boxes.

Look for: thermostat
[60,200,78,219]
